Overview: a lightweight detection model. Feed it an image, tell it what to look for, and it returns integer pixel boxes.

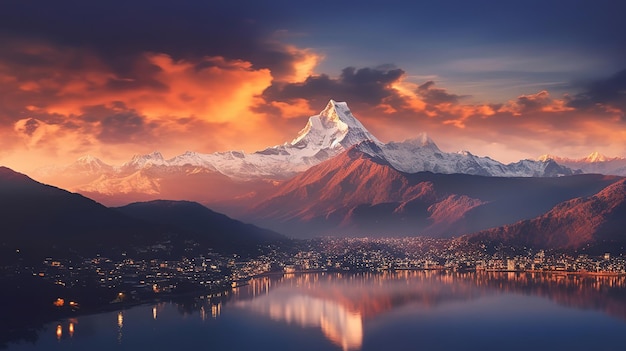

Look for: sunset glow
[3,4,626,350]
[0,1,623,172]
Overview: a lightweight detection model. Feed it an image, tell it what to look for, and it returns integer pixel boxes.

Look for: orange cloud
[283,46,324,83]
[347,84,626,163]
[438,104,497,128]
[11,117,100,168]
[0,42,298,171]
[43,53,273,125]
[270,98,316,119]
[389,81,427,113]
[499,90,573,115]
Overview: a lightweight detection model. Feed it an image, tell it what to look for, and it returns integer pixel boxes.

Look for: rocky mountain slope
[0,166,285,262]
[247,148,620,238]
[115,200,286,252]
[466,179,626,251]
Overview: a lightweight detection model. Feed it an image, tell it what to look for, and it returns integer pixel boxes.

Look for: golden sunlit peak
[537,154,557,162]
[585,151,611,163]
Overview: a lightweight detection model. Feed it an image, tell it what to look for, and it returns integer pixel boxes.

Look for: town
[9,236,625,311]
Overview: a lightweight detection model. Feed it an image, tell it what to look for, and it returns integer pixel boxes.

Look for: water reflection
[36,271,626,350]
[51,319,77,342]
[117,312,123,344]
[234,271,626,350]
[211,303,221,318]
[237,292,363,351]
[235,272,476,350]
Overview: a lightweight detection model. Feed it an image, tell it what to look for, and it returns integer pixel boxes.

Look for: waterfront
[6,270,626,351]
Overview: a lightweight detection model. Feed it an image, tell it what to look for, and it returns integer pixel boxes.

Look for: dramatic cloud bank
[0,1,624,171]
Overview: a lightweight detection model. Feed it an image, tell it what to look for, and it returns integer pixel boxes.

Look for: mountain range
[8,99,626,252]
[0,166,148,261]
[34,100,578,206]
[538,153,626,176]
[115,200,285,252]
[467,178,626,251]
[247,147,621,238]
[0,166,285,263]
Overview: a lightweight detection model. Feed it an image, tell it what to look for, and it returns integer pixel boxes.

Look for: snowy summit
[40,100,580,184]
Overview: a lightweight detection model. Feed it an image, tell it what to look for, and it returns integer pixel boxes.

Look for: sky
[1,0,625,172]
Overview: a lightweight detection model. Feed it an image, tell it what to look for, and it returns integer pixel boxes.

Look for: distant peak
[147,151,164,159]
[403,132,440,150]
[537,154,559,162]
[538,152,623,163]
[416,132,436,147]
[76,154,100,163]
[123,151,167,168]
[129,151,164,160]
[585,151,608,163]
[71,155,113,172]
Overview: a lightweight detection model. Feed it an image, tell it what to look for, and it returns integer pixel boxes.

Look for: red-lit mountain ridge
[247,145,621,238]
[467,179,626,251]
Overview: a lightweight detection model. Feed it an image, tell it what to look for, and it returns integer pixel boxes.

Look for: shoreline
[1,284,233,349]
[5,268,625,348]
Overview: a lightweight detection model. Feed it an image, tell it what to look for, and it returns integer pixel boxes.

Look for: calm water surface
[7,271,626,351]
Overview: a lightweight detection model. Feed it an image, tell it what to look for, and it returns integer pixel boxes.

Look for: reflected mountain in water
[7,271,626,350]
[233,271,626,350]
[234,272,485,350]
[237,291,362,351]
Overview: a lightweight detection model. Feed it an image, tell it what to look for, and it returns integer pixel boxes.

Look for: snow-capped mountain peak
[34,154,110,177]
[535,151,626,176]
[319,99,346,126]
[87,100,382,181]
[86,99,579,181]
[400,133,440,150]
[416,132,436,147]
[123,151,167,169]
[537,152,625,164]
[169,151,210,167]
[76,154,101,164]
[290,99,380,150]
[70,155,113,173]
[585,151,610,163]
[353,136,577,177]
[41,99,586,201]
[537,154,558,162]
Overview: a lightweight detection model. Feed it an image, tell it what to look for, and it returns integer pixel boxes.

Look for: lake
[6,271,626,351]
